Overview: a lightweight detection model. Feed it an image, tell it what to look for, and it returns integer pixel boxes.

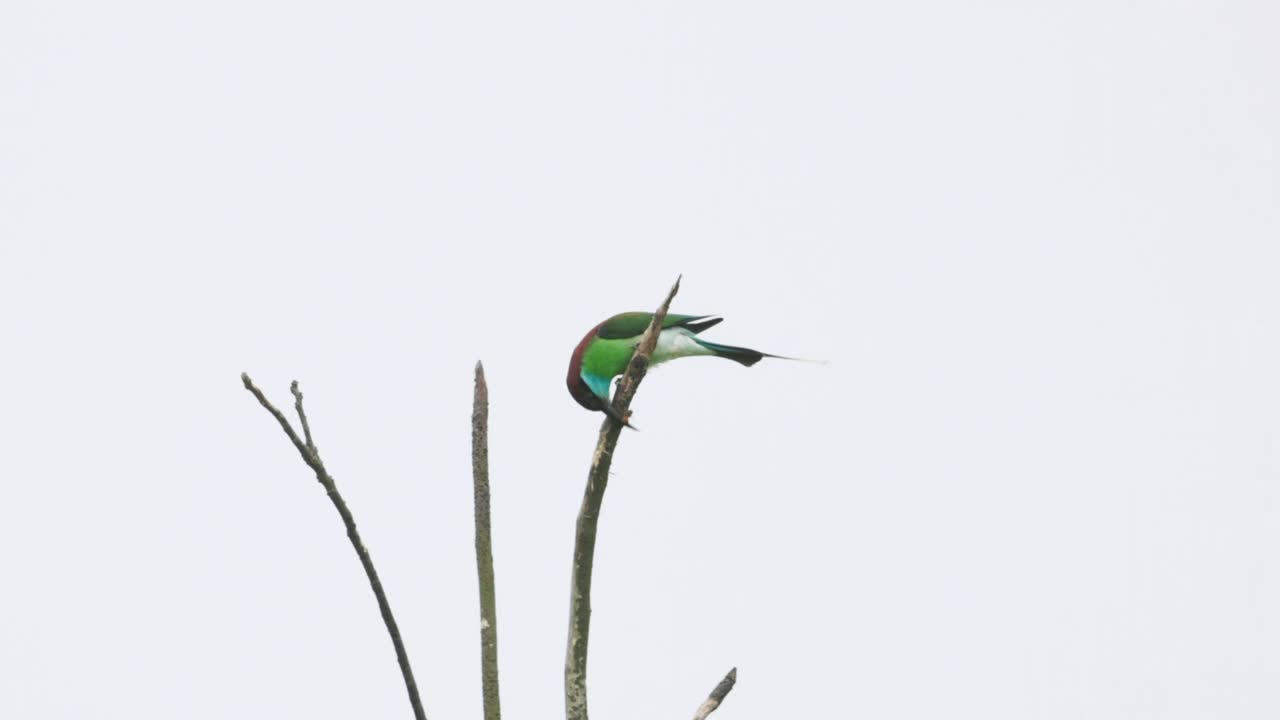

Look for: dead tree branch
[241,374,428,720]
[691,667,737,720]
[564,276,682,720]
[472,362,502,720]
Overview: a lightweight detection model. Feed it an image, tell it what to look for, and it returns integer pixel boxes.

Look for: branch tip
[289,380,315,453]
[691,666,738,720]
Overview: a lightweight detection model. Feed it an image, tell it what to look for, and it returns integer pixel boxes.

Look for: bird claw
[603,405,638,431]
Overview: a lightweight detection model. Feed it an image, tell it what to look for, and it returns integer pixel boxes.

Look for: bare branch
[242,373,313,466]
[241,373,428,720]
[472,362,502,720]
[290,380,316,454]
[565,276,682,720]
[691,668,738,720]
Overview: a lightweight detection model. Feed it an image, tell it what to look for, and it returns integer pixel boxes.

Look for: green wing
[597,312,712,340]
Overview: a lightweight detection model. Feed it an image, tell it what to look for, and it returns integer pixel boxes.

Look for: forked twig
[242,374,428,720]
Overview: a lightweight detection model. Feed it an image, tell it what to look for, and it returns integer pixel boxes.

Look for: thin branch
[472,362,502,720]
[291,380,316,453]
[564,275,682,720]
[242,373,428,720]
[691,668,737,720]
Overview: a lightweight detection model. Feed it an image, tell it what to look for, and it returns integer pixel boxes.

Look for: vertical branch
[242,374,428,720]
[472,362,502,720]
[564,276,682,720]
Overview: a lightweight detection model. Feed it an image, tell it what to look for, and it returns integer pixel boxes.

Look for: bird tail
[695,339,826,368]
[694,339,766,367]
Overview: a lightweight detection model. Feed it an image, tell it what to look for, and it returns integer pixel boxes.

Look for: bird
[566,311,803,426]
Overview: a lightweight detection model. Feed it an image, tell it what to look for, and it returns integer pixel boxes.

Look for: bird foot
[603,405,638,431]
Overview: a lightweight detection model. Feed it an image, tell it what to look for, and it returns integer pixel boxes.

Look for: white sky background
[2,1,1279,718]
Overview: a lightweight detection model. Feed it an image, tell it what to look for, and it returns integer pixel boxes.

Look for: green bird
[566,312,798,424]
